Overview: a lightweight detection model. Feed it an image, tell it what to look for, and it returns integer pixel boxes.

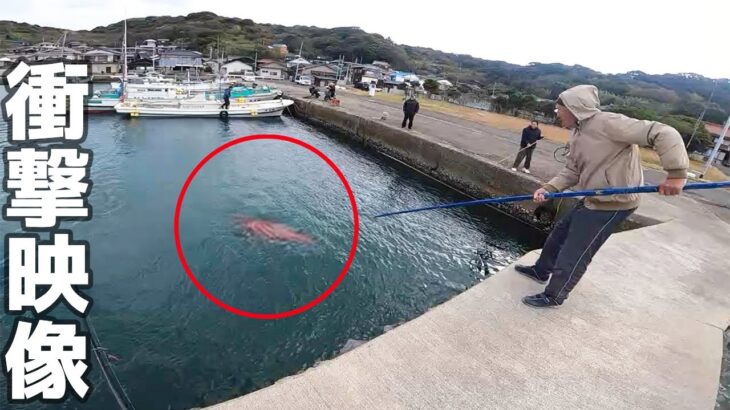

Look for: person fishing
[402,96,420,130]
[516,84,689,308]
[512,120,542,174]
[220,85,232,110]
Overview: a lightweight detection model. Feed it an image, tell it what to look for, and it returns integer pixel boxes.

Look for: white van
[295,75,312,86]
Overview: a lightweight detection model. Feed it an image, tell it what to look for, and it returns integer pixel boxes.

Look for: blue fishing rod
[374,181,730,218]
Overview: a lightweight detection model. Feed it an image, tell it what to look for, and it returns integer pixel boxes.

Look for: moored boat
[113,94,294,118]
[84,87,123,113]
[86,83,283,113]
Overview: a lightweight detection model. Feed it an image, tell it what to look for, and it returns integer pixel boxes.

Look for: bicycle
[554,144,570,163]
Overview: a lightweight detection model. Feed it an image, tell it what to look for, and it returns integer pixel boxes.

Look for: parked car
[295,76,312,86]
[354,82,371,91]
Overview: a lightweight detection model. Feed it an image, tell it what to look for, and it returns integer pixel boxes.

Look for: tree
[704,108,729,125]
[670,100,705,118]
[608,105,659,121]
[423,79,440,94]
[536,100,556,118]
[493,95,509,113]
[659,115,712,151]
[447,87,461,99]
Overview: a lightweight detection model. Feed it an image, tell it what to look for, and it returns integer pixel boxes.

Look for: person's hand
[533,188,549,203]
[658,178,686,196]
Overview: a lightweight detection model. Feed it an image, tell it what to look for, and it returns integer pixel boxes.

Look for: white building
[85,49,121,75]
[139,39,157,50]
[27,47,83,62]
[286,57,311,68]
[437,79,453,91]
[257,62,287,80]
[0,57,13,70]
[222,60,254,74]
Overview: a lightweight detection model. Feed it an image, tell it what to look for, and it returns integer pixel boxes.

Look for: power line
[686,79,718,149]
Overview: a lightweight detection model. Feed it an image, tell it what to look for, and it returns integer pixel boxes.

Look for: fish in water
[233,215,314,244]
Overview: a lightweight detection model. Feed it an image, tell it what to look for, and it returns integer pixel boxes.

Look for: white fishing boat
[110,71,175,89]
[85,87,123,113]
[114,94,295,118]
[86,83,283,113]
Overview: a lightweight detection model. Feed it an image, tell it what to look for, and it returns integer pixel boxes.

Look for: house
[67,41,90,52]
[0,56,13,70]
[257,62,287,80]
[139,39,157,51]
[221,59,254,75]
[286,57,311,68]
[84,48,121,75]
[27,47,83,62]
[372,60,390,71]
[389,70,419,84]
[437,79,453,91]
[300,64,339,86]
[158,50,203,70]
[204,59,220,73]
[704,123,730,166]
[352,64,385,86]
[128,57,154,71]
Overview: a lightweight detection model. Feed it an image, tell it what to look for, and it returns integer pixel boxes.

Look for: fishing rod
[83,317,136,410]
[374,181,730,218]
[495,140,538,166]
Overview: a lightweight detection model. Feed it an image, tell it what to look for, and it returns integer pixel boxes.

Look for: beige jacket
[545,85,689,211]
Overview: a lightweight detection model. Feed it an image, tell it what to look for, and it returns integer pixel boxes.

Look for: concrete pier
[207,83,730,409]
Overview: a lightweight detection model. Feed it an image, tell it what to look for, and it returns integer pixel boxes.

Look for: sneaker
[511,167,517,172]
[523,169,531,174]
[522,293,562,308]
[514,264,550,284]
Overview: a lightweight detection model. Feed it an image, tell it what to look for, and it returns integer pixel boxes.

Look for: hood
[558,85,601,122]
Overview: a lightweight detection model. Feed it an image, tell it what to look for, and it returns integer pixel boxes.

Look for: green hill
[1,11,728,126]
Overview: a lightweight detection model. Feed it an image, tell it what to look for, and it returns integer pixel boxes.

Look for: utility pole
[700,114,730,179]
[687,79,718,149]
[293,40,303,82]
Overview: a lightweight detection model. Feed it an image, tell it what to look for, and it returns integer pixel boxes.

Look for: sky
[3,0,729,79]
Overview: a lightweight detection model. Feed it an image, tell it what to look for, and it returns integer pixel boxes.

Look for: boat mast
[122,19,128,101]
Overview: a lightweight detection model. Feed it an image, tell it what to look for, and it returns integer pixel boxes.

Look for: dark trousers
[513,145,535,169]
[220,97,230,109]
[402,113,415,129]
[535,201,635,302]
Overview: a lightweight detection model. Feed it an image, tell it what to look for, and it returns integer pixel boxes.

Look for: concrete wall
[289,97,652,231]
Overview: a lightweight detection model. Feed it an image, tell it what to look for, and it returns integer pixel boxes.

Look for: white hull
[114,98,295,118]
[84,97,120,112]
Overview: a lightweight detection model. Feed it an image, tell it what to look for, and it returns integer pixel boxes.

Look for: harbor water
[0,87,543,409]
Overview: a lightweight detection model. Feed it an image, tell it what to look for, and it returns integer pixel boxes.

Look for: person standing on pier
[512,120,543,174]
[220,85,232,110]
[515,84,689,308]
[402,96,420,130]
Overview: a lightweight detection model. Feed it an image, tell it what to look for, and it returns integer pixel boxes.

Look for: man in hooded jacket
[516,85,689,308]
[402,96,420,129]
